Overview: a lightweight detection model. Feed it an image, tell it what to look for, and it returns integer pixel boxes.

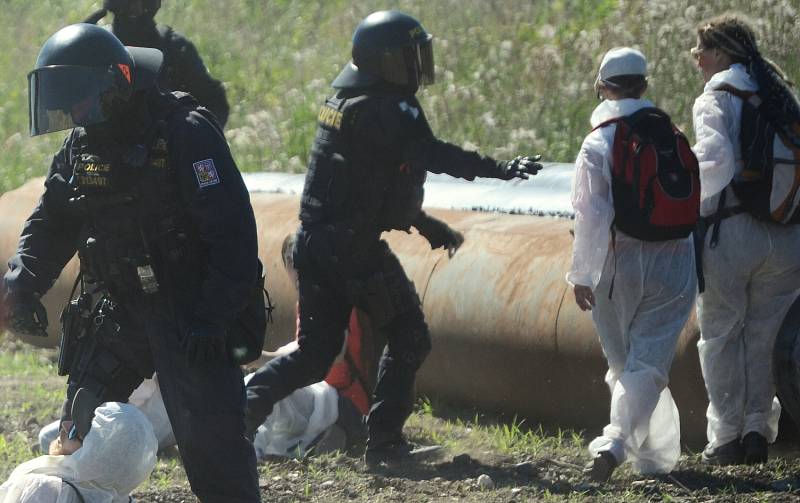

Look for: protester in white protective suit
[0,402,157,503]
[690,14,800,465]
[39,371,347,461]
[568,47,697,481]
[39,376,175,454]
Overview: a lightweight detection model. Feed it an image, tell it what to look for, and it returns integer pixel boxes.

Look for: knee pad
[384,324,431,370]
[351,267,421,328]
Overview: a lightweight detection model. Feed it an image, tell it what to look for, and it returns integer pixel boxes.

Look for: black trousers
[62,300,261,503]
[245,226,431,445]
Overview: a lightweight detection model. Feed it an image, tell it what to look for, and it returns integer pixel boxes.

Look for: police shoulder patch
[192,158,221,188]
[398,101,420,120]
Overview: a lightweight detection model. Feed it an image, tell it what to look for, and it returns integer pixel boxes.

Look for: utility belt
[78,236,161,297]
[58,275,124,377]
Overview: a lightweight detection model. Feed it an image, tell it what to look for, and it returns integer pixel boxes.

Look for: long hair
[697,14,800,146]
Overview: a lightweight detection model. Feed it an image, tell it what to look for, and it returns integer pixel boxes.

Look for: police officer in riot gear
[5,24,261,502]
[245,10,543,468]
[84,0,230,126]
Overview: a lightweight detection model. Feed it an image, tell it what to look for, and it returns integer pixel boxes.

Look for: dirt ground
[126,445,800,502]
[2,336,800,502]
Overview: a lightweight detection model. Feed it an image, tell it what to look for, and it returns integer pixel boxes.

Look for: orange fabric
[294,303,370,415]
[325,311,370,415]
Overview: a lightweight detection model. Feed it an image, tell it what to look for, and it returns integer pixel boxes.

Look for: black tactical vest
[67,95,197,299]
[300,92,427,235]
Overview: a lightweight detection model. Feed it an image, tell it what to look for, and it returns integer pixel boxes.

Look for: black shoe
[364,437,441,469]
[701,438,744,466]
[584,450,618,483]
[742,432,768,465]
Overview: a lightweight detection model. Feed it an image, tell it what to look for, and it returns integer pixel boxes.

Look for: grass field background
[0,0,796,194]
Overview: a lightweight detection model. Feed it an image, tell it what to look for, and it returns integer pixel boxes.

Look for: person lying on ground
[0,402,157,503]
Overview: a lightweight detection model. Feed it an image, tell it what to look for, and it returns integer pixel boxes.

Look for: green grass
[0,338,63,480]
[3,335,800,501]
[0,1,797,194]
[409,396,585,461]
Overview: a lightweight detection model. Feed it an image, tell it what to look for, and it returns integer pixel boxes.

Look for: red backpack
[595,107,701,241]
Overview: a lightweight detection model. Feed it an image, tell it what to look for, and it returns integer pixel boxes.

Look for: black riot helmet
[104,0,161,20]
[28,23,163,136]
[332,10,435,91]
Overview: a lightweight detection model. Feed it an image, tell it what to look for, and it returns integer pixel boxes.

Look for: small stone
[477,474,495,489]
[320,480,335,488]
[432,477,444,483]
[511,487,523,494]
[452,453,474,466]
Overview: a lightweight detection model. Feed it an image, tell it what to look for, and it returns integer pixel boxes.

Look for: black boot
[364,432,440,469]
[742,432,768,464]
[584,450,619,482]
[701,438,744,466]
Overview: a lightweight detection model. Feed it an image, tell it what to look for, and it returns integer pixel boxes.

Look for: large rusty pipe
[0,175,709,443]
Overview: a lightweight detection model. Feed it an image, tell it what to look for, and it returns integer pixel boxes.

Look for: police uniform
[245,84,513,446]
[109,17,230,127]
[6,91,260,503]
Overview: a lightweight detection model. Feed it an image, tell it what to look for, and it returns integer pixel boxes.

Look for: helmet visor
[416,39,435,86]
[28,65,120,136]
[378,39,435,88]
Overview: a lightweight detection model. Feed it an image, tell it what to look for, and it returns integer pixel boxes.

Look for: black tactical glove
[70,387,102,441]
[5,291,49,338]
[496,155,543,180]
[183,325,227,365]
[414,213,465,257]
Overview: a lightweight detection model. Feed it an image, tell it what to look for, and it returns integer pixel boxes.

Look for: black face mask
[112,15,159,47]
[85,90,153,145]
[105,0,160,20]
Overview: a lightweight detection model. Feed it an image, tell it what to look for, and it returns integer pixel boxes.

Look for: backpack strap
[62,479,87,503]
[692,227,706,294]
[591,117,621,132]
[698,188,746,249]
[607,227,618,300]
[715,84,763,108]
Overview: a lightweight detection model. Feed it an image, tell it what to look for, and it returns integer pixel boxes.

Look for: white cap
[596,47,647,87]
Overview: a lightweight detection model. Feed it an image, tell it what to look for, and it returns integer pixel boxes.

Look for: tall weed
[0,0,796,192]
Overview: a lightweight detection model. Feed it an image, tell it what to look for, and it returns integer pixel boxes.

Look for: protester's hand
[574,284,595,312]
[6,291,49,338]
[497,155,543,180]
[415,215,464,257]
[183,326,226,365]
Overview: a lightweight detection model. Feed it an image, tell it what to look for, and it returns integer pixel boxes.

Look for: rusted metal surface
[0,176,708,442]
